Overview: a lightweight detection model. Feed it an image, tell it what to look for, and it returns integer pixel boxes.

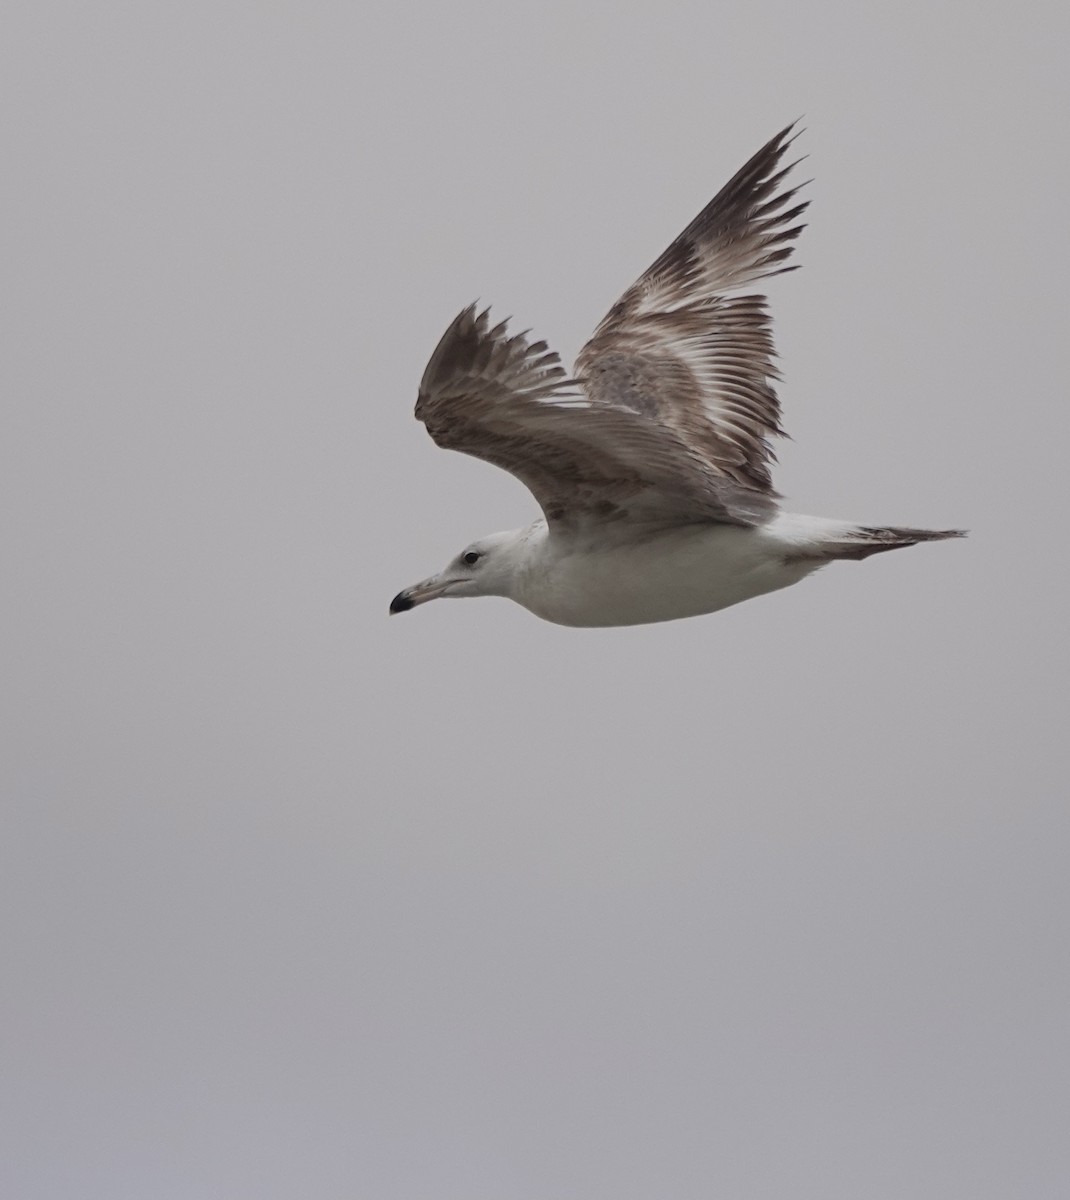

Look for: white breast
[514,519,821,627]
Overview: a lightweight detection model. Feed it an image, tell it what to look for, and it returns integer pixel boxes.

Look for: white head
[389,529,528,615]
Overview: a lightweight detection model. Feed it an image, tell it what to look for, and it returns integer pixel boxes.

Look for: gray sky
[3,2,1068,1197]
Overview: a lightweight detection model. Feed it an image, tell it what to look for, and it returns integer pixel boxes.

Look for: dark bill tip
[389,590,414,615]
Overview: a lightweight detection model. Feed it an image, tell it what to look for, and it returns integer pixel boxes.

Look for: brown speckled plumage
[415,124,807,530]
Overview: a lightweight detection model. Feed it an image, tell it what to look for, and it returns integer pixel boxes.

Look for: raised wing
[575,122,808,494]
[416,304,774,528]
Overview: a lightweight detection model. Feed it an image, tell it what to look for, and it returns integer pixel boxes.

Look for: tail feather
[829,525,967,562]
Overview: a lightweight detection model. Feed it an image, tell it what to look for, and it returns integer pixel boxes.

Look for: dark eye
[463,551,480,565]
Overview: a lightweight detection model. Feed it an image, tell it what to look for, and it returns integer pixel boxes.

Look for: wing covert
[415,304,775,528]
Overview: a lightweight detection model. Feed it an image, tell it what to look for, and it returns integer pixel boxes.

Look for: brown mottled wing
[416,305,774,528]
[575,122,809,501]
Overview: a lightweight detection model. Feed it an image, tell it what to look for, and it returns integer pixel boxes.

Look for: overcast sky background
[3,3,1068,1198]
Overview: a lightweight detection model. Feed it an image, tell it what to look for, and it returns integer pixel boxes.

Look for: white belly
[515,519,822,628]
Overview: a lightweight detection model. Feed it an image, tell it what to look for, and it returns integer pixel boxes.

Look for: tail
[824,525,967,562]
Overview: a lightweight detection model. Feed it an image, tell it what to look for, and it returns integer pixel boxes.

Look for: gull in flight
[391,125,963,627]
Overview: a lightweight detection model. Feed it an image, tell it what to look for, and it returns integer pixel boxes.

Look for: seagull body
[509,514,864,628]
[391,126,963,627]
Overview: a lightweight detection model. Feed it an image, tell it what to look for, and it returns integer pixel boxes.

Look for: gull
[390,125,964,627]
